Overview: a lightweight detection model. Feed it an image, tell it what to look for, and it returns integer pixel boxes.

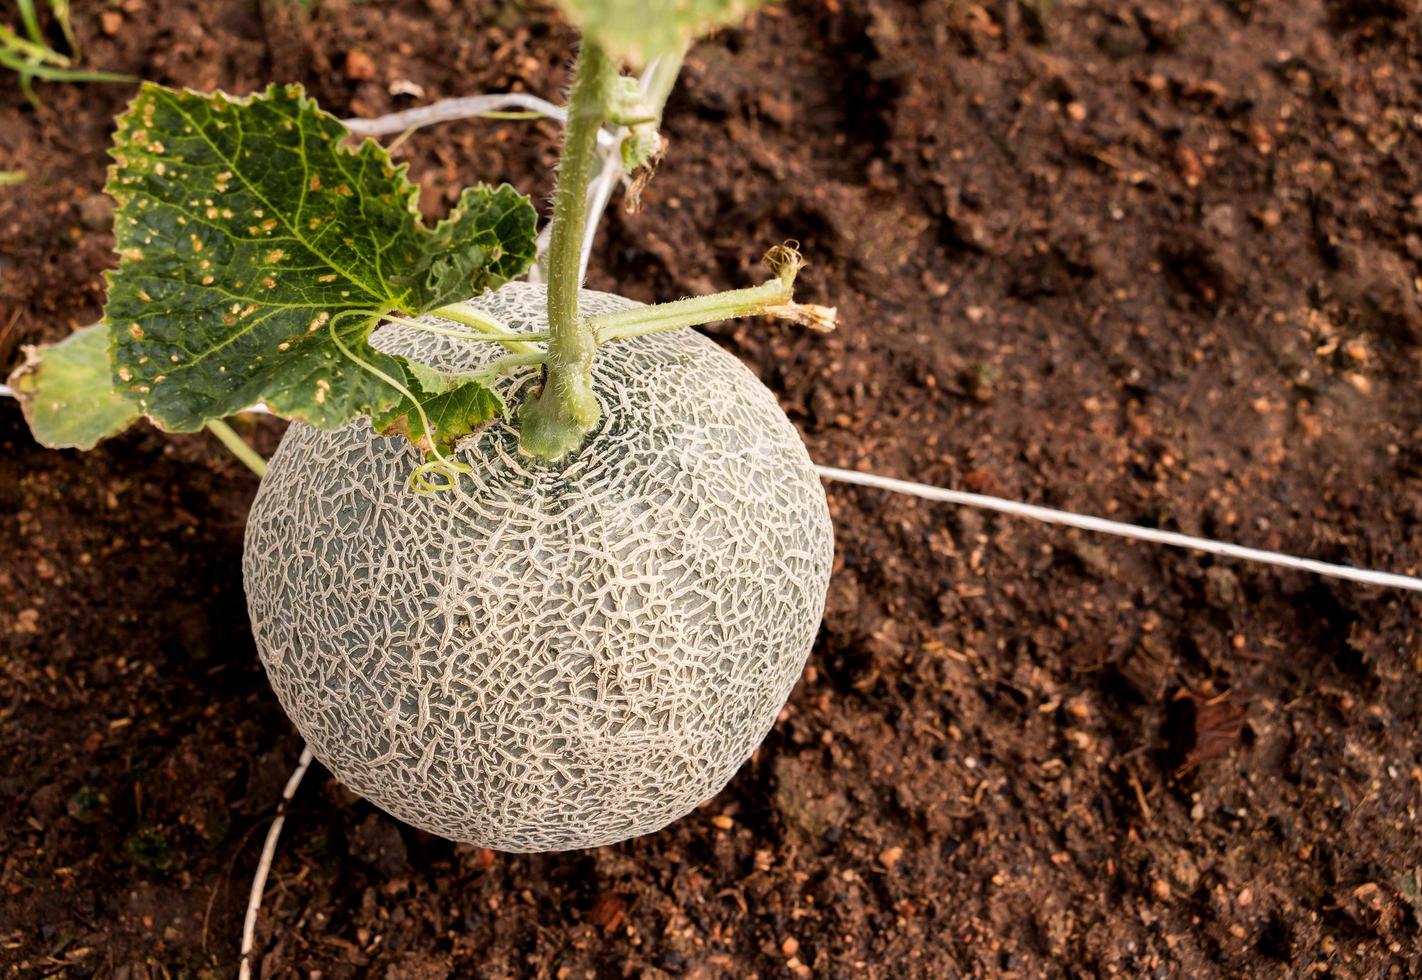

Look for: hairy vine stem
[517,42,619,461]
[568,48,685,283]
[207,420,267,478]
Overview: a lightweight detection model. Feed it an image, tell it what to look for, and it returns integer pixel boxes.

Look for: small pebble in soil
[345,50,378,81]
[76,194,114,233]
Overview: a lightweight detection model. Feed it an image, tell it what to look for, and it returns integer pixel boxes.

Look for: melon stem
[519,41,617,462]
[591,245,838,343]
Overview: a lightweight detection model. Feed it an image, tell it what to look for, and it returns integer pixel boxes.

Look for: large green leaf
[556,0,766,66]
[8,322,141,450]
[104,82,536,448]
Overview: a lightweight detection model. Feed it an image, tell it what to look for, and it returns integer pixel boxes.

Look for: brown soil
[3,0,1422,976]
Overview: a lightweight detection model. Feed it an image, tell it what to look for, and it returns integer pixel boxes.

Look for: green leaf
[373,367,506,452]
[398,359,483,397]
[8,323,141,450]
[555,0,766,66]
[104,82,536,443]
[415,185,542,309]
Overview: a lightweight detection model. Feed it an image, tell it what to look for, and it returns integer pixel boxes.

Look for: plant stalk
[592,247,837,343]
[208,419,267,478]
[478,350,548,380]
[422,304,514,337]
[518,41,618,461]
[592,284,792,344]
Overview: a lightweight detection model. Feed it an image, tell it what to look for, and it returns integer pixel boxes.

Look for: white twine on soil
[814,465,1422,594]
[238,744,314,980]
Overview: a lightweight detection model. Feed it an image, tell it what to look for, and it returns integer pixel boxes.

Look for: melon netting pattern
[243,283,834,850]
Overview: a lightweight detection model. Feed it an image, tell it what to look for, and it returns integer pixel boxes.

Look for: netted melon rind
[243,283,834,851]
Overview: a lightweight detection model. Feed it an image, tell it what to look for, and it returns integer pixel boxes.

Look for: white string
[238,745,314,980]
[578,147,626,284]
[815,465,1422,594]
[341,93,570,136]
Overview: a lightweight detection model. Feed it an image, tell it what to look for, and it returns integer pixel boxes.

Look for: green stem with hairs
[477,350,548,380]
[594,283,799,343]
[207,419,267,478]
[593,247,837,344]
[518,41,618,461]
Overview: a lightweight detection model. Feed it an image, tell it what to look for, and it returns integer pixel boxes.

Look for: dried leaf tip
[765,302,838,333]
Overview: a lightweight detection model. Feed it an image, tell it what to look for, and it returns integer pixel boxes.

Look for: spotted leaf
[104,82,536,443]
[8,323,141,450]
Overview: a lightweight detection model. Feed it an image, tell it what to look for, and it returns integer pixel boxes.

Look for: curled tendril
[409,456,472,495]
[764,242,805,285]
